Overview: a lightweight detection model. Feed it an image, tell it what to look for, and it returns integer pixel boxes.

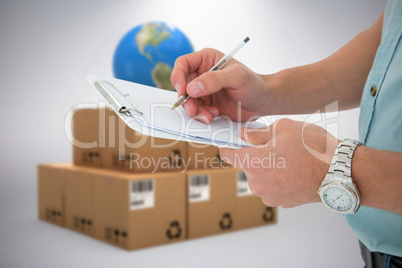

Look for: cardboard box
[235,170,277,230]
[186,168,237,239]
[102,116,188,173]
[92,169,187,250]
[37,163,70,227]
[64,165,95,236]
[72,107,105,168]
[186,142,226,170]
[72,106,188,173]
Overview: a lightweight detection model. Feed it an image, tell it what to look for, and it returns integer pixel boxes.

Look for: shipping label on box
[236,170,253,196]
[188,174,210,203]
[186,168,237,239]
[129,179,154,210]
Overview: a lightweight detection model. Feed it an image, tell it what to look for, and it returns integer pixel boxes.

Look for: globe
[113,22,194,91]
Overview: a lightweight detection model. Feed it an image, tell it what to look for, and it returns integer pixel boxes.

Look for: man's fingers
[171,49,224,97]
[186,64,245,98]
[182,98,198,117]
[182,98,218,124]
[193,106,214,124]
[203,105,219,117]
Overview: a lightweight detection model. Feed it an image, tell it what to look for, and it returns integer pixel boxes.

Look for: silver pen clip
[93,80,143,116]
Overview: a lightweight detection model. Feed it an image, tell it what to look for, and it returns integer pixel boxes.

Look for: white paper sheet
[87,74,265,148]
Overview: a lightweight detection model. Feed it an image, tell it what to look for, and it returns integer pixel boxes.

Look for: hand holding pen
[170,37,271,124]
[172,37,250,110]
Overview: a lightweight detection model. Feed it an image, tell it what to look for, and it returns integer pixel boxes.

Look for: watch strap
[320,138,362,214]
[326,139,362,183]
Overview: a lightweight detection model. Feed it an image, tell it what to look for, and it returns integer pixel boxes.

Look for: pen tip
[244,37,250,43]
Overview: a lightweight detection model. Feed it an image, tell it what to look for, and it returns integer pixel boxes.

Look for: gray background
[0,0,386,267]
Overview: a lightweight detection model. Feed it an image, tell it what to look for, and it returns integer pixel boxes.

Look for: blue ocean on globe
[113,22,194,91]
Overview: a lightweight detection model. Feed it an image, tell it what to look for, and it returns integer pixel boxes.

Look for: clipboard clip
[93,79,143,116]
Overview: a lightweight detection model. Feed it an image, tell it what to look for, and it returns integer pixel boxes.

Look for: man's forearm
[263,12,383,116]
[352,146,402,215]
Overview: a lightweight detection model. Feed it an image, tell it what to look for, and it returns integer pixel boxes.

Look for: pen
[171,36,250,110]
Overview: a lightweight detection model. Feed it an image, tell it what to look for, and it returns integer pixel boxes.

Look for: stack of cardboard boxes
[38,107,276,250]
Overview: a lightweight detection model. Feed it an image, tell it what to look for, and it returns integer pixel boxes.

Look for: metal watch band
[326,139,362,185]
[319,138,362,214]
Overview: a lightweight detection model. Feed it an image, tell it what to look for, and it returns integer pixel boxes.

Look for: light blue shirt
[345,0,402,258]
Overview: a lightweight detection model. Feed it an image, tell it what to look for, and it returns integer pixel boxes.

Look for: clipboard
[87,74,265,148]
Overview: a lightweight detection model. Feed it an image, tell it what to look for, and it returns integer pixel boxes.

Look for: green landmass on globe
[135,23,174,91]
[152,62,175,91]
[136,23,171,62]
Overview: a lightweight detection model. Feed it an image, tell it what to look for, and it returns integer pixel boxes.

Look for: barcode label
[191,175,209,186]
[130,180,154,210]
[132,180,153,192]
[189,174,210,203]
[237,171,252,196]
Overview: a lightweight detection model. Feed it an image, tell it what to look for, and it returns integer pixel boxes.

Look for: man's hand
[171,48,271,124]
[220,118,339,208]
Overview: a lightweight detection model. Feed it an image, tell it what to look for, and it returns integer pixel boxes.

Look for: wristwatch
[317,139,362,214]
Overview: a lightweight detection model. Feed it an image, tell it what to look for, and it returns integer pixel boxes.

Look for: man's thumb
[186,68,233,98]
[239,127,271,146]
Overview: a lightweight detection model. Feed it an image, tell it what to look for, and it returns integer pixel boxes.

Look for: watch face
[323,187,352,212]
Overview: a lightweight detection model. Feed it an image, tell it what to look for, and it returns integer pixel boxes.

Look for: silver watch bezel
[318,181,360,214]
